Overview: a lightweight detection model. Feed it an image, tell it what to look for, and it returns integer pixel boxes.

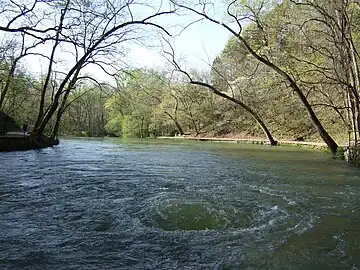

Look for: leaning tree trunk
[172,7,338,153]
[34,0,70,131]
[51,89,71,140]
[190,81,278,146]
[165,112,184,135]
[36,62,82,138]
[174,119,184,135]
[238,37,337,153]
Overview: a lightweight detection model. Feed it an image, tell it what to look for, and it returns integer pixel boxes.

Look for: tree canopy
[1,0,360,154]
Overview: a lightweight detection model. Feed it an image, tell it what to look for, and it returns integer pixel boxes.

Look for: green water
[0,138,359,269]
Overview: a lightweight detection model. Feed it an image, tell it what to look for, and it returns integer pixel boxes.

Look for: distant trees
[59,86,108,137]
[0,33,41,110]
[162,39,278,145]
[289,0,360,143]
[104,70,160,138]
[167,0,360,153]
[1,0,360,153]
[0,0,176,138]
[104,69,218,137]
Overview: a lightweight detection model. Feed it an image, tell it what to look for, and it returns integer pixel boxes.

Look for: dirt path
[158,136,347,148]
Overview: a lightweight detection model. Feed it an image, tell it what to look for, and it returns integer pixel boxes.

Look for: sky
[77,19,231,83]
[108,0,233,78]
[16,0,232,83]
[127,19,231,71]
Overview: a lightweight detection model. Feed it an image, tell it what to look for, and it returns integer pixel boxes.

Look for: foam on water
[1,138,360,269]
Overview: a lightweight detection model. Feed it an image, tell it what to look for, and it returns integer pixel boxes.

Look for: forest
[1,0,360,155]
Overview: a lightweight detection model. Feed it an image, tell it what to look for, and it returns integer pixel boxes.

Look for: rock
[0,135,59,152]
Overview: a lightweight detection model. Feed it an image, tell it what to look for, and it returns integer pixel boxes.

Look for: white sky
[127,0,232,75]
[127,20,231,71]
[17,0,232,83]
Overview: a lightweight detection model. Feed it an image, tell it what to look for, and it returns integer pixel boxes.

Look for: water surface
[1,138,360,269]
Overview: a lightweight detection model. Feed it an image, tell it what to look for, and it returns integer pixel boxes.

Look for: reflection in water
[0,138,360,269]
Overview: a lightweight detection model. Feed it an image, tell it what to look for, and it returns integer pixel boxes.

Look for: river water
[1,138,360,269]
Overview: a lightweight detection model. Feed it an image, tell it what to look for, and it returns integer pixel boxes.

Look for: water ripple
[1,139,360,269]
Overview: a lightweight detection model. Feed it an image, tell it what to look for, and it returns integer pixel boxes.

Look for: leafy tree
[0,0,177,139]
[170,0,343,153]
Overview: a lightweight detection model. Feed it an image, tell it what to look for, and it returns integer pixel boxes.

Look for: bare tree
[0,0,177,139]
[0,0,56,38]
[171,0,339,153]
[289,0,360,144]
[36,1,176,138]
[139,76,185,135]
[163,38,278,145]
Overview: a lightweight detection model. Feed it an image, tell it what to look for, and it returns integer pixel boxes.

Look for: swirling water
[1,138,360,269]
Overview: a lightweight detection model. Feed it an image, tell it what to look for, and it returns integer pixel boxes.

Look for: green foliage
[335,147,345,160]
[60,87,108,137]
[207,0,359,143]
[0,62,38,126]
[1,0,359,145]
[104,116,122,136]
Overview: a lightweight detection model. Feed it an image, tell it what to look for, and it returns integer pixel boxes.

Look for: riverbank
[157,136,346,152]
[0,135,59,152]
[345,146,360,166]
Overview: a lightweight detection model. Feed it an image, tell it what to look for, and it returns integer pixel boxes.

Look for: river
[1,138,360,269]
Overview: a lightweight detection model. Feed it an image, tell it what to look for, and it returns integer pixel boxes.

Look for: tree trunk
[36,64,82,138]
[51,114,61,140]
[190,81,278,145]
[51,89,71,140]
[174,119,184,135]
[34,0,70,131]
[165,112,184,135]
[173,8,337,152]
[0,61,16,110]
[239,38,337,152]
